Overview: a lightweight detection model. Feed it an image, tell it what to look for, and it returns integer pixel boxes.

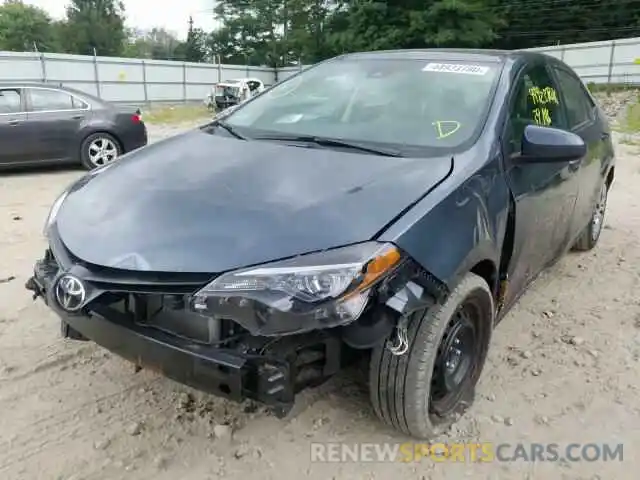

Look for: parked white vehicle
[204,78,265,111]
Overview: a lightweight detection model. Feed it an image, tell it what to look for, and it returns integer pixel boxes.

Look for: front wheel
[369,272,494,438]
[80,132,122,170]
[572,180,609,251]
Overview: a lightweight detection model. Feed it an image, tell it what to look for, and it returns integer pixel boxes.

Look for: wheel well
[606,166,614,188]
[470,260,498,299]
[498,193,516,287]
[469,193,516,302]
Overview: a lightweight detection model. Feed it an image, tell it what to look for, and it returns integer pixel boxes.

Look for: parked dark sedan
[27,49,614,439]
[0,83,147,169]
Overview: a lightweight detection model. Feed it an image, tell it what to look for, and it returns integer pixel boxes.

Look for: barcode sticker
[422,63,489,75]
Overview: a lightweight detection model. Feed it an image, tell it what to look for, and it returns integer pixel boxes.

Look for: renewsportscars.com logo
[310,442,624,463]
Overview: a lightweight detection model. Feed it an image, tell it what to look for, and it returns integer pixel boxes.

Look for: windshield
[222,56,501,153]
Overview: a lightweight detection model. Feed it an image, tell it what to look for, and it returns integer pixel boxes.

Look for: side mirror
[517,124,586,163]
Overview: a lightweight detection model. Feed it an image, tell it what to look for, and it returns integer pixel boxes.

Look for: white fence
[2,36,639,106]
[526,36,640,84]
[281,37,640,86]
[276,37,640,86]
[0,51,277,105]
[277,65,304,81]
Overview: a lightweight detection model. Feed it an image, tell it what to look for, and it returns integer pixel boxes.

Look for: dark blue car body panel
[54,131,454,273]
[48,49,615,322]
[26,48,617,420]
[378,51,615,317]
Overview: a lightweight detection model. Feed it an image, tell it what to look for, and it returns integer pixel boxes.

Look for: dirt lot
[1,110,639,480]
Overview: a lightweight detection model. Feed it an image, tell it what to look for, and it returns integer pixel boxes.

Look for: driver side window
[507,64,566,154]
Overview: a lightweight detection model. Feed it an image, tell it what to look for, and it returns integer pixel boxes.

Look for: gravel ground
[1,108,639,480]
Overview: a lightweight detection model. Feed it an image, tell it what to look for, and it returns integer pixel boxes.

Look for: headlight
[191,242,403,336]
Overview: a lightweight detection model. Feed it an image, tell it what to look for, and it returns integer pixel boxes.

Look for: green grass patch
[586,82,639,95]
[618,136,640,146]
[616,99,640,134]
[143,104,211,125]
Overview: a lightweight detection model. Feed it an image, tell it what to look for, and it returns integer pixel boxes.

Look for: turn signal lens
[348,245,402,296]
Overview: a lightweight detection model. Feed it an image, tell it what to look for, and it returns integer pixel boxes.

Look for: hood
[55,130,453,273]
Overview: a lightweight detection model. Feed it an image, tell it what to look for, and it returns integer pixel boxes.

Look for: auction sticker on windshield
[422,63,489,75]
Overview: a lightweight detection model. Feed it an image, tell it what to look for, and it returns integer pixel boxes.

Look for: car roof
[339,48,557,65]
[0,81,103,102]
[225,78,262,83]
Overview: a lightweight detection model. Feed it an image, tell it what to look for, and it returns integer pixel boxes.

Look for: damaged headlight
[191,242,403,336]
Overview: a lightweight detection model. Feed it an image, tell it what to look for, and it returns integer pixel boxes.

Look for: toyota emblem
[55,274,86,312]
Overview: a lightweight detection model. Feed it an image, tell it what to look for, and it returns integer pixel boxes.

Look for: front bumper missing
[26,254,312,416]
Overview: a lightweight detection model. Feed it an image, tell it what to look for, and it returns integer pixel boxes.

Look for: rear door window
[72,96,89,109]
[0,89,23,114]
[29,89,75,112]
[553,68,595,129]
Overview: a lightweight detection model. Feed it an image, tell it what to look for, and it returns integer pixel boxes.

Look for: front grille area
[123,293,221,344]
[43,240,236,346]
[47,230,216,293]
[97,291,245,346]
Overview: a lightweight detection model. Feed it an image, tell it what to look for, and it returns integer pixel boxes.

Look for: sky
[24,0,217,40]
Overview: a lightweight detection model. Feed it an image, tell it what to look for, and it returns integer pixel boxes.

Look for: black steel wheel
[430,302,480,417]
[369,271,494,439]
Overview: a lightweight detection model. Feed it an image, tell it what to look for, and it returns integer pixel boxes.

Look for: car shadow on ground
[0,163,85,177]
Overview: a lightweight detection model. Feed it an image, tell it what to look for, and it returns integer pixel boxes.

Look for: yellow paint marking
[433,120,461,139]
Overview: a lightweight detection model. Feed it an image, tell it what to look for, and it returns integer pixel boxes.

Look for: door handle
[8,119,19,126]
[601,132,610,140]
[72,114,84,120]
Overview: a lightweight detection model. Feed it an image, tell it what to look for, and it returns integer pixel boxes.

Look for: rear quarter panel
[75,108,147,154]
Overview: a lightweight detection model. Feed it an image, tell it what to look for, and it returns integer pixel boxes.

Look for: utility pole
[186,16,195,62]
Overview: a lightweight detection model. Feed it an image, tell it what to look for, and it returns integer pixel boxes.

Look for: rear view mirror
[517,124,586,163]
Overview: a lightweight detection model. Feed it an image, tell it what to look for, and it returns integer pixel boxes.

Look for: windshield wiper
[254,134,403,157]
[215,120,247,140]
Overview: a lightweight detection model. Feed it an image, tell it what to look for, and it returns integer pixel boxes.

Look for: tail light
[131,112,142,123]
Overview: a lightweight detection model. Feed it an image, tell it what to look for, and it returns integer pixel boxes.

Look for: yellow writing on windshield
[433,120,461,139]
[528,86,558,126]
[529,86,558,106]
[532,107,552,126]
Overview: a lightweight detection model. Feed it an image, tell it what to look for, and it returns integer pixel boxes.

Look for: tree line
[1,0,639,66]
[0,0,207,61]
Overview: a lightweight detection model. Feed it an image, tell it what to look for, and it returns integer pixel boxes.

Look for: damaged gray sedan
[27,48,615,438]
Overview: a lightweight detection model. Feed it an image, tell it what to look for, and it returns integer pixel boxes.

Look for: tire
[80,132,122,170]
[572,180,609,252]
[369,272,494,438]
